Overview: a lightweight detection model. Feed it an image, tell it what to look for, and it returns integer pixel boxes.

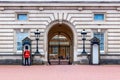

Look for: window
[17,32,28,51]
[94,33,104,51]
[17,14,27,21]
[94,14,104,21]
[52,46,58,54]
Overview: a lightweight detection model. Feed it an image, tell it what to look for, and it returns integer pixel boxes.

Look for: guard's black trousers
[25,58,29,65]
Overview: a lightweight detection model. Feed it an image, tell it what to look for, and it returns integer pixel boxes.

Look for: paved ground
[0,65,120,80]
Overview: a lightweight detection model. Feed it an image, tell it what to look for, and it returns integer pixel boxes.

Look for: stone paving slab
[0,65,120,80]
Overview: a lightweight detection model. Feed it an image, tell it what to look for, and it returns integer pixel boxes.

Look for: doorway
[48,23,73,65]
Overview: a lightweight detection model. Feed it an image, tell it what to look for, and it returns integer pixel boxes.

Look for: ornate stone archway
[48,24,73,64]
[44,20,77,64]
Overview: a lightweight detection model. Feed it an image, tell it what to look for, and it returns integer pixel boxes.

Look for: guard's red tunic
[24,50,30,58]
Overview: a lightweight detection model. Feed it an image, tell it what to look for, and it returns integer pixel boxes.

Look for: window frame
[14,29,30,54]
[94,32,104,52]
[92,29,107,54]
[52,46,58,54]
[93,13,105,21]
[16,32,29,51]
[16,13,28,21]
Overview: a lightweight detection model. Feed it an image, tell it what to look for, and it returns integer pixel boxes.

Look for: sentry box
[90,37,100,65]
[22,37,32,65]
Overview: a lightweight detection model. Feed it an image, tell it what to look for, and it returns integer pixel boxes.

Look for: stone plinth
[32,54,44,65]
[77,54,89,64]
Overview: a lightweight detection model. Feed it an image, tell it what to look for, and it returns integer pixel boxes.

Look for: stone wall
[0,1,120,63]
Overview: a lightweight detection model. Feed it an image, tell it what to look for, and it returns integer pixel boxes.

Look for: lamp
[34,29,40,55]
[81,29,87,55]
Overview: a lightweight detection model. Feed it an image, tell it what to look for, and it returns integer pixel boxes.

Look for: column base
[77,55,89,64]
[80,56,89,64]
[32,55,44,65]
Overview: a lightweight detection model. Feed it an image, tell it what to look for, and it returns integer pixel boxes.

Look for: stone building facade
[0,1,120,64]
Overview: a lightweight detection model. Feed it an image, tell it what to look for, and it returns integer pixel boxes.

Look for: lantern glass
[34,29,40,39]
[81,29,87,39]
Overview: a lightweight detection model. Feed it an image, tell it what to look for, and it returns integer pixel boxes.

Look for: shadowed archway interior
[48,23,73,65]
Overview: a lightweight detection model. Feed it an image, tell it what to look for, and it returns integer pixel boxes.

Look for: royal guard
[24,47,30,66]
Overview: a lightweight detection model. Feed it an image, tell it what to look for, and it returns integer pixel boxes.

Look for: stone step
[49,60,69,65]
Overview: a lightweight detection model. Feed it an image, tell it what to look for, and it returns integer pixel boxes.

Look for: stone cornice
[0,1,120,7]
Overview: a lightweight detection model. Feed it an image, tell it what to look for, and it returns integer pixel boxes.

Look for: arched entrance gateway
[48,23,74,65]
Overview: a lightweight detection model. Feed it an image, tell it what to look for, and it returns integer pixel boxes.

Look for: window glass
[17,32,28,51]
[53,46,58,54]
[17,14,27,21]
[94,14,104,21]
[94,33,104,51]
